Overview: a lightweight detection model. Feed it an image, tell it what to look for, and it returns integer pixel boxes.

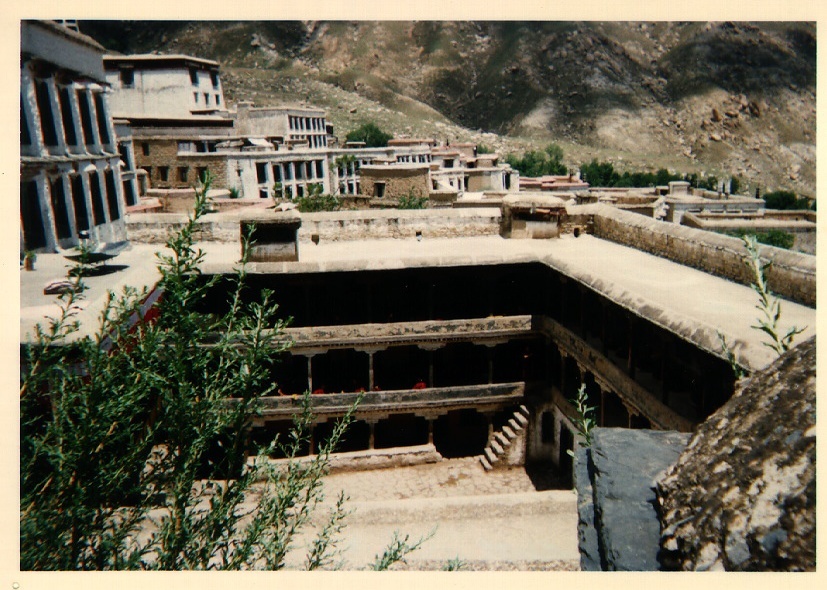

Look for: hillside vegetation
[81,21,816,197]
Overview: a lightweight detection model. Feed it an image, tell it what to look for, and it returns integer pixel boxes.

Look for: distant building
[20,20,131,252]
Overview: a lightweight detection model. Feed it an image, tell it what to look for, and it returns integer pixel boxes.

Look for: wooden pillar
[306,355,313,393]
[367,420,376,450]
[428,350,435,387]
[367,351,375,391]
[427,418,434,445]
[627,315,636,380]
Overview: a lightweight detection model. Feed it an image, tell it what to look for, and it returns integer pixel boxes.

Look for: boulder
[656,337,816,571]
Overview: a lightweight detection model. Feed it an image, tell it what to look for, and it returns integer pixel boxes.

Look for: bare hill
[80,20,816,197]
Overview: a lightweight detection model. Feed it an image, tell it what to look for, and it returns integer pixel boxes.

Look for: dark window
[178,167,189,183]
[541,411,554,444]
[58,87,77,146]
[141,166,152,179]
[215,94,221,106]
[283,164,292,180]
[295,163,304,180]
[196,142,207,153]
[20,96,31,146]
[158,166,169,182]
[259,188,269,199]
[105,169,120,221]
[305,161,313,179]
[141,142,149,156]
[272,164,282,182]
[197,167,208,183]
[296,184,304,198]
[120,68,134,87]
[315,160,324,178]
[89,171,106,226]
[122,179,137,207]
[210,71,219,89]
[189,68,199,85]
[193,92,199,103]
[35,79,58,147]
[204,93,210,105]
[118,144,132,170]
[21,180,46,250]
[70,174,89,231]
[49,177,72,240]
[77,90,95,146]
[374,182,385,198]
[94,93,111,145]
[256,162,267,184]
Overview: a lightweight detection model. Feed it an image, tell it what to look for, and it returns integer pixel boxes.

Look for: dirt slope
[80,20,816,197]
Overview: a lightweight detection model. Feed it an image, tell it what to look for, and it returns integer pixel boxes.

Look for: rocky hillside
[80,21,816,197]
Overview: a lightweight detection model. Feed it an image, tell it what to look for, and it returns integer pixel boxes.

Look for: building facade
[21,20,130,252]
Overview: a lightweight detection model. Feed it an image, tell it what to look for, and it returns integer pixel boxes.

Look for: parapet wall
[585,204,815,307]
[298,208,502,242]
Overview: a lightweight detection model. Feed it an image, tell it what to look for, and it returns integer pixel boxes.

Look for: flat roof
[103,53,220,69]
[21,233,816,373]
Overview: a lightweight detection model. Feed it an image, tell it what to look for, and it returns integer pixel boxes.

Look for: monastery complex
[19,21,817,570]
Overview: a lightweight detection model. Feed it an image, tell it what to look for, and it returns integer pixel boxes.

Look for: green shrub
[506,143,566,177]
[345,122,392,147]
[728,229,795,250]
[295,184,341,212]
[763,190,811,210]
[397,190,428,209]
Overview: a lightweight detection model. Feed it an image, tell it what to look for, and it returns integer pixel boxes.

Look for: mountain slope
[79,20,816,197]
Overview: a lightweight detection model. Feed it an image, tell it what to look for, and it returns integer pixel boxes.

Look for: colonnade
[21,59,134,250]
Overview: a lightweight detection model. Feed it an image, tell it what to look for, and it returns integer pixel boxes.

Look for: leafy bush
[294,184,341,212]
[763,190,812,210]
[728,229,795,250]
[506,143,566,177]
[228,187,241,199]
[397,190,428,209]
[20,172,431,570]
[475,144,493,155]
[345,122,392,148]
[581,160,689,188]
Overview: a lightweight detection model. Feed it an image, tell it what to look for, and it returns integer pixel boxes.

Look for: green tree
[762,190,812,210]
[19,172,422,570]
[506,143,567,177]
[345,122,393,148]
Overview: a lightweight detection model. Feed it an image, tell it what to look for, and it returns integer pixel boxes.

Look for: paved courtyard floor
[279,457,580,570]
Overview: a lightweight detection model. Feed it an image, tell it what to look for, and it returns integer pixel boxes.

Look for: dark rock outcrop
[656,336,816,571]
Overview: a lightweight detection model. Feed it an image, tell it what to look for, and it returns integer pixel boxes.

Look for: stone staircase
[479,404,530,471]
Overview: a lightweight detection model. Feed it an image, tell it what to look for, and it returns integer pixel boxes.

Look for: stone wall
[126,213,239,243]
[359,166,430,199]
[585,204,816,307]
[136,138,229,189]
[298,208,502,242]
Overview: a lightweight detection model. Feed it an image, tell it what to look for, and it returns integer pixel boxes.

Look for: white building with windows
[103,54,226,118]
[20,20,132,252]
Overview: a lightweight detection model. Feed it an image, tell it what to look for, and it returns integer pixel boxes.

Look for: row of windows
[194,92,221,106]
[397,154,430,163]
[24,77,112,151]
[259,160,326,184]
[142,165,208,185]
[21,169,123,250]
[288,115,325,132]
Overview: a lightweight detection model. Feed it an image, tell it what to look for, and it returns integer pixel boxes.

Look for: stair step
[494,432,510,447]
[508,418,523,432]
[484,447,499,464]
[514,413,529,427]
[519,404,530,417]
[502,425,517,440]
[479,456,493,471]
[490,440,504,455]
